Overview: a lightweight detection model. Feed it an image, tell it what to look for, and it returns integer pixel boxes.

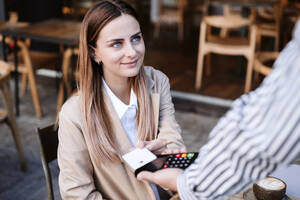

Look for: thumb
[137,171,155,182]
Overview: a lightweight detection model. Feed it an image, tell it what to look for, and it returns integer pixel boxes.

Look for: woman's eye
[132,36,141,43]
[112,42,121,48]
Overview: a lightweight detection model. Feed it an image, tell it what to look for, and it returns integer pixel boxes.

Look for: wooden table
[0,19,81,115]
[1,19,81,46]
[0,21,29,32]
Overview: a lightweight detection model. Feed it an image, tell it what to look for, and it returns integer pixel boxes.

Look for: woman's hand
[162,146,187,155]
[137,168,183,191]
[137,139,187,155]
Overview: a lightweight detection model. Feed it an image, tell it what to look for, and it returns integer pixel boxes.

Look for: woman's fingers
[162,149,172,154]
[138,139,187,155]
[144,139,167,152]
[162,146,188,155]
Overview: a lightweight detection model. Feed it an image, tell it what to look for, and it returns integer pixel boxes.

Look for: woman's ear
[88,45,100,63]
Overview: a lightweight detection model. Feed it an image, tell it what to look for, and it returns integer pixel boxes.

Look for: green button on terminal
[187,153,194,158]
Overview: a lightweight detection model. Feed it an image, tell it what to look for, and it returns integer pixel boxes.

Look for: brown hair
[78,0,155,163]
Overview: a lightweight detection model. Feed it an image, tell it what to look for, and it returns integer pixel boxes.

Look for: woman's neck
[104,77,131,105]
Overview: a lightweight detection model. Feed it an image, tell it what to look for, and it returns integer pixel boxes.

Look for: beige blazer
[58,66,185,200]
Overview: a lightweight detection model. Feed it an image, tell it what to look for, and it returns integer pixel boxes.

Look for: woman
[58,0,186,199]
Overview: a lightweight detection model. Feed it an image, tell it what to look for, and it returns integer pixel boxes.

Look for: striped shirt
[177,19,300,200]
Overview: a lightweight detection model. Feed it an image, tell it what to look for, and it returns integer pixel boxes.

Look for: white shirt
[102,79,138,146]
[102,79,161,200]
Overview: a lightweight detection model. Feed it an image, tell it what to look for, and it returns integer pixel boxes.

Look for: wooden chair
[36,123,59,200]
[195,15,257,93]
[0,60,27,171]
[56,48,79,114]
[5,39,60,118]
[254,52,279,75]
[154,0,187,40]
[250,51,279,90]
[255,3,282,51]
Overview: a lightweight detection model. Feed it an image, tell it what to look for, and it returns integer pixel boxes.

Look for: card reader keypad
[162,153,196,169]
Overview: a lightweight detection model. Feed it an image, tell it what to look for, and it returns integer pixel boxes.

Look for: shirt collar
[102,78,138,119]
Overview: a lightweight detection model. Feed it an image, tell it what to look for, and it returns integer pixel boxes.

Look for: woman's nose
[124,43,137,57]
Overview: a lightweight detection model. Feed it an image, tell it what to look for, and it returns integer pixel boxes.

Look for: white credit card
[122,148,157,171]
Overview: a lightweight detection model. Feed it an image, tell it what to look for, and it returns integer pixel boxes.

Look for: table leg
[2,35,7,61]
[13,37,19,116]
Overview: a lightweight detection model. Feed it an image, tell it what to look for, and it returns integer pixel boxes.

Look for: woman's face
[94,14,145,83]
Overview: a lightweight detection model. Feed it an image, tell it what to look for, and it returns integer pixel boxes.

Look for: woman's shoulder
[144,66,169,84]
[59,94,82,122]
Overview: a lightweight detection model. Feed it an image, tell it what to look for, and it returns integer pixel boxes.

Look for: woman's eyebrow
[106,38,123,43]
[106,31,142,43]
[130,31,142,39]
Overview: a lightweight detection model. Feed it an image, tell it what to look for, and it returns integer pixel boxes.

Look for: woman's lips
[121,60,138,67]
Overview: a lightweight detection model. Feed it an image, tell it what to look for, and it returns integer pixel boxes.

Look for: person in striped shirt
[137,19,300,199]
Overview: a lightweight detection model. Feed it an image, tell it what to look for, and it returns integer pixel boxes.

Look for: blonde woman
[58,0,186,199]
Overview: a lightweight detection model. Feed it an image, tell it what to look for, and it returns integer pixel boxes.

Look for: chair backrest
[204,15,252,30]
[36,124,59,200]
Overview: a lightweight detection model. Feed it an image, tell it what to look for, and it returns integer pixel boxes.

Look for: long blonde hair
[78,0,155,163]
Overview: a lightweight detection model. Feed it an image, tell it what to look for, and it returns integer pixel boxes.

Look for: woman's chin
[122,67,141,77]
[126,71,139,78]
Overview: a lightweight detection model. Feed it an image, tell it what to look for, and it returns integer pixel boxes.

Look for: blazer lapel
[147,72,160,138]
[102,88,133,156]
[151,93,160,138]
